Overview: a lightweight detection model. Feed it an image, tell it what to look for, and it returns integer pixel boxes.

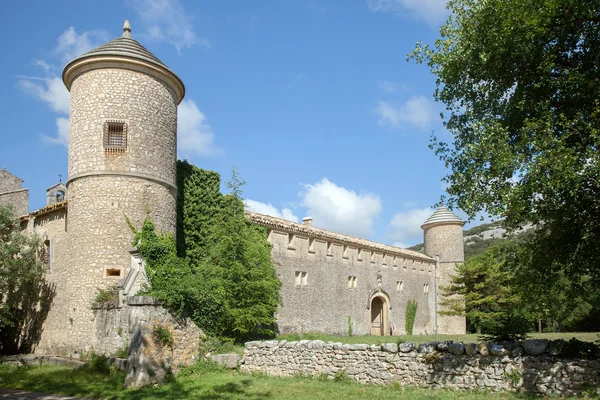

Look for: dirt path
[0,388,94,400]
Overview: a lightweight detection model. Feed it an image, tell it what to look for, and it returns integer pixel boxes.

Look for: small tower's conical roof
[62,20,185,103]
[421,206,464,229]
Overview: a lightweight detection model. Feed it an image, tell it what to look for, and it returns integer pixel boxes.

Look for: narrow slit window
[301,272,308,286]
[397,280,404,292]
[308,238,315,253]
[103,121,127,152]
[42,240,50,270]
[424,283,429,295]
[348,276,357,289]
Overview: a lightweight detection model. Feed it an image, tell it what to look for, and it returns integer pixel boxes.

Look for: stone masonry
[0,169,29,217]
[242,339,600,397]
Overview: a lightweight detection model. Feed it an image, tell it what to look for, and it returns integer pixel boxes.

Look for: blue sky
[1,0,471,247]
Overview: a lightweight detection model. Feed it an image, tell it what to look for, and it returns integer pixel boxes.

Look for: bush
[92,285,119,309]
[87,352,110,374]
[405,300,418,335]
[153,324,173,349]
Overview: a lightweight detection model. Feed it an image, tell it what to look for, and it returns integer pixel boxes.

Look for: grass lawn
[275,332,600,346]
[0,363,534,400]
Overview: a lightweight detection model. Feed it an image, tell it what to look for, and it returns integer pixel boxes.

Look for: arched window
[56,191,65,202]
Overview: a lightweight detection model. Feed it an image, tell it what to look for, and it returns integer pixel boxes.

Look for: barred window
[103,121,127,152]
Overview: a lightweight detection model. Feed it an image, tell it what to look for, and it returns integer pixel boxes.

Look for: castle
[0,21,465,355]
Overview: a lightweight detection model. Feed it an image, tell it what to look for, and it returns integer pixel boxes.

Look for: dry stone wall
[241,339,600,397]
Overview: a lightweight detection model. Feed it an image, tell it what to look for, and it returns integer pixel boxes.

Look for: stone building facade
[248,209,465,337]
[2,21,466,356]
[0,169,29,217]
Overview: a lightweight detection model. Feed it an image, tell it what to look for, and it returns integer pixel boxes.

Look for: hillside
[407,221,533,260]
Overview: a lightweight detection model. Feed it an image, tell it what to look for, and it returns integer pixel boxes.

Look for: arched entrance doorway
[370,296,387,336]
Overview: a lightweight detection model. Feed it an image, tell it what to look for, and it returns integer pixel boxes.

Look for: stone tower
[422,206,466,334]
[61,21,185,352]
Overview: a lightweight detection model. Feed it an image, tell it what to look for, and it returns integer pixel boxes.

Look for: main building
[0,22,465,355]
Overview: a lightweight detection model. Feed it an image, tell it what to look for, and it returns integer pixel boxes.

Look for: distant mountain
[407,221,533,261]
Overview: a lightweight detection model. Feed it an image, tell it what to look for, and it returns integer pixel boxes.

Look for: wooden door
[370,297,384,336]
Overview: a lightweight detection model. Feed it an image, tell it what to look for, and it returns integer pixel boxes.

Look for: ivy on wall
[132,161,280,342]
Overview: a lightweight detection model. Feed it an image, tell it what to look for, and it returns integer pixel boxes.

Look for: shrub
[87,352,110,374]
[92,285,119,309]
[405,300,418,335]
[153,324,173,349]
[113,345,128,359]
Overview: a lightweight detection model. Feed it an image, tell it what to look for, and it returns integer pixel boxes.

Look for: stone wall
[241,339,600,396]
[0,168,28,217]
[0,189,29,217]
[21,205,70,355]
[249,213,439,337]
[92,296,203,388]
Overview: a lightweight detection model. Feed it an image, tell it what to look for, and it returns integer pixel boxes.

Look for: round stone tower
[422,206,466,334]
[61,21,184,352]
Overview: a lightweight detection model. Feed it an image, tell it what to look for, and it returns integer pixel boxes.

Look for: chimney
[302,217,313,227]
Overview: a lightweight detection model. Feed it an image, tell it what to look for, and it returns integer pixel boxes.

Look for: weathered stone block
[490,345,507,356]
[448,343,465,355]
[399,342,415,353]
[210,353,241,369]
[523,340,548,356]
[465,343,477,355]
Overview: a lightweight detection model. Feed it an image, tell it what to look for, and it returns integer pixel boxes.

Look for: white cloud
[308,2,328,15]
[300,178,382,238]
[375,95,438,130]
[378,80,402,93]
[18,76,70,147]
[128,0,210,51]
[18,77,70,114]
[388,207,434,248]
[55,27,109,62]
[177,99,221,157]
[41,117,69,148]
[367,0,449,26]
[33,59,56,73]
[245,200,299,223]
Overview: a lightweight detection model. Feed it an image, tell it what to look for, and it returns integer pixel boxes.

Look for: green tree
[440,245,533,341]
[204,167,281,341]
[0,205,55,354]
[134,164,280,341]
[409,0,600,287]
[131,214,227,337]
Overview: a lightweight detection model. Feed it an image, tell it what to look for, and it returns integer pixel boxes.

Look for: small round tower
[62,21,184,352]
[422,206,466,334]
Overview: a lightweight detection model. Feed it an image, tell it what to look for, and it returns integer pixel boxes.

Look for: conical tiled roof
[66,36,171,72]
[421,206,464,228]
[62,21,185,103]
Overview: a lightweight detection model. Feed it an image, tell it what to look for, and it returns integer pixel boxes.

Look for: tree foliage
[0,205,55,354]
[440,245,533,341]
[134,163,280,342]
[204,167,280,340]
[410,0,600,287]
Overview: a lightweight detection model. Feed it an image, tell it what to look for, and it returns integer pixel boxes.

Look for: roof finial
[123,20,132,38]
